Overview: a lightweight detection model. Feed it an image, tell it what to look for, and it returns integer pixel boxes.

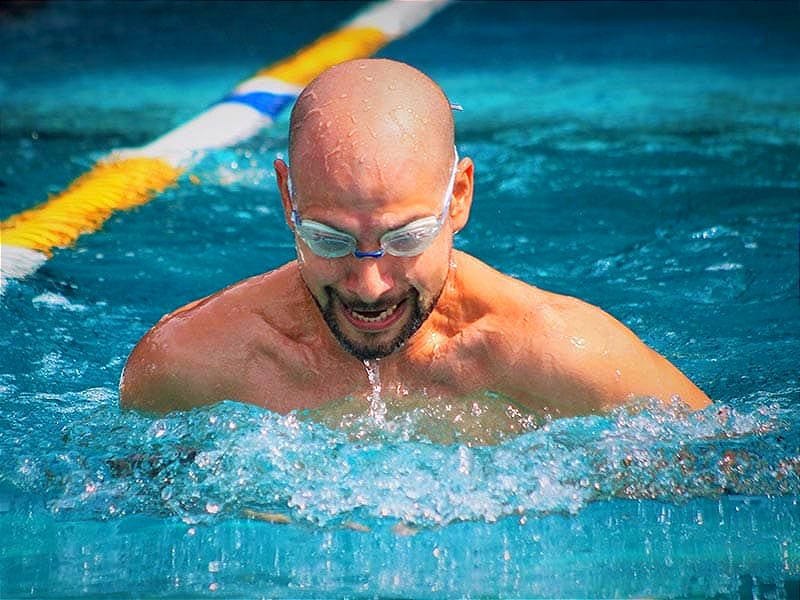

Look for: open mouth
[342,298,408,331]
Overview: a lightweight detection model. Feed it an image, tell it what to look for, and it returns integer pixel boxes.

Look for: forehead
[290,152,448,218]
[287,66,454,214]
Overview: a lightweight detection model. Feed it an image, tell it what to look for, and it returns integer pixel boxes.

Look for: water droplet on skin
[570,336,587,349]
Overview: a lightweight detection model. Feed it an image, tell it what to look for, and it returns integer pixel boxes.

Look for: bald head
[287,59,455,204]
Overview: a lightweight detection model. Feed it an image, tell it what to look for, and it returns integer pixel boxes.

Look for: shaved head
[287,59,455,208]
[273,59,468,362]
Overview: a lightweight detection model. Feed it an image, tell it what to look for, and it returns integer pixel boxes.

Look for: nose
[343,256,395,303]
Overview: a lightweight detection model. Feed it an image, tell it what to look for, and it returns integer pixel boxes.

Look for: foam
[4,392,794,529]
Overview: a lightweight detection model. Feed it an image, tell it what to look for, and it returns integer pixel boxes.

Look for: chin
[323,287,432,361]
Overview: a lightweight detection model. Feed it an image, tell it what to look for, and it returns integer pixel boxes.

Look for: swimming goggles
[289,150,459,259]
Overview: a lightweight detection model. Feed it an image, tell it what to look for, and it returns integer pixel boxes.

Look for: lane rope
[0,0,451,292]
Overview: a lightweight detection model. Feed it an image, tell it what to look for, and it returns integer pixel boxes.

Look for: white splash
[363,359,386,424]
[32,292,87,312]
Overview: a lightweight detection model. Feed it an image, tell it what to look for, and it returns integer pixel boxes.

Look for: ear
[449,156,474,233]
[273,158,293,228]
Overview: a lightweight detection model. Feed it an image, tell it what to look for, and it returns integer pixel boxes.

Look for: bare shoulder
[119,262,306,412]
[450,250,567,332]
[452,252,710,414]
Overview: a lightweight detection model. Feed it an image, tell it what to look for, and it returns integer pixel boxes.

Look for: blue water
[1,1,799,597]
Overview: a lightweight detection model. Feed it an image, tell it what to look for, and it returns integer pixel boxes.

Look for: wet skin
[119,58,711,419]
[119,251,710,417]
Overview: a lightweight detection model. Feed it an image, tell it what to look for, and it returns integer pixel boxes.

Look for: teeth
[351,303,397,323]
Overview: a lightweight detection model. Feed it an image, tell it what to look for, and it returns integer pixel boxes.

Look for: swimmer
[120,58,711,417]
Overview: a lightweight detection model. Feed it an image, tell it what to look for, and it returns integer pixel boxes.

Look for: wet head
[274,59,471,361]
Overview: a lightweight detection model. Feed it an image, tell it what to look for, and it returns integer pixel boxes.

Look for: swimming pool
[1,1,799,597]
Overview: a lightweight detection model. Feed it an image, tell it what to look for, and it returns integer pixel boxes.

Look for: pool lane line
[0,0,452,292]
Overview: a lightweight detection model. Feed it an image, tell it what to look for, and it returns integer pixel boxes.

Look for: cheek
[405,242,451,295]
[297,253,343,294]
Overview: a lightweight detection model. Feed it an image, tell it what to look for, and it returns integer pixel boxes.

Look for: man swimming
[120,58,710,417]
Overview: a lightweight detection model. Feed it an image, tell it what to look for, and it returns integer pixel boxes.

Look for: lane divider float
[0,0,451,292]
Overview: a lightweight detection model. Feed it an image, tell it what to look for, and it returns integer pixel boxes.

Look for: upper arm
[552,300,710,409]
[119,317,223,413]
[507,294,711,414]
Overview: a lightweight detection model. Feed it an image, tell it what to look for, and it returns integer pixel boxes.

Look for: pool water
[2,1,799,597]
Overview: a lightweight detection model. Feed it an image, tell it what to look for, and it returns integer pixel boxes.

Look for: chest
[237,316,508,411]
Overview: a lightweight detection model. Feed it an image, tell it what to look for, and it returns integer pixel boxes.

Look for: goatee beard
[316,287,436,361]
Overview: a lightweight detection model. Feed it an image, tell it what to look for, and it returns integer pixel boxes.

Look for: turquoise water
[2,1,799,597]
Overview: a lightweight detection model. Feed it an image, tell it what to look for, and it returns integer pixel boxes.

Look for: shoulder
[441,252,556,371]
[450,252,667,412]
[466,274,710,414]
[452,251,622,331]
[158,262,306,339]
[448,251,572,334]
[119,262,306,412]
[448,251,540,311]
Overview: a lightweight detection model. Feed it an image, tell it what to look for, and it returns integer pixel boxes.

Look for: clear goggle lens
[293,215,443,258]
